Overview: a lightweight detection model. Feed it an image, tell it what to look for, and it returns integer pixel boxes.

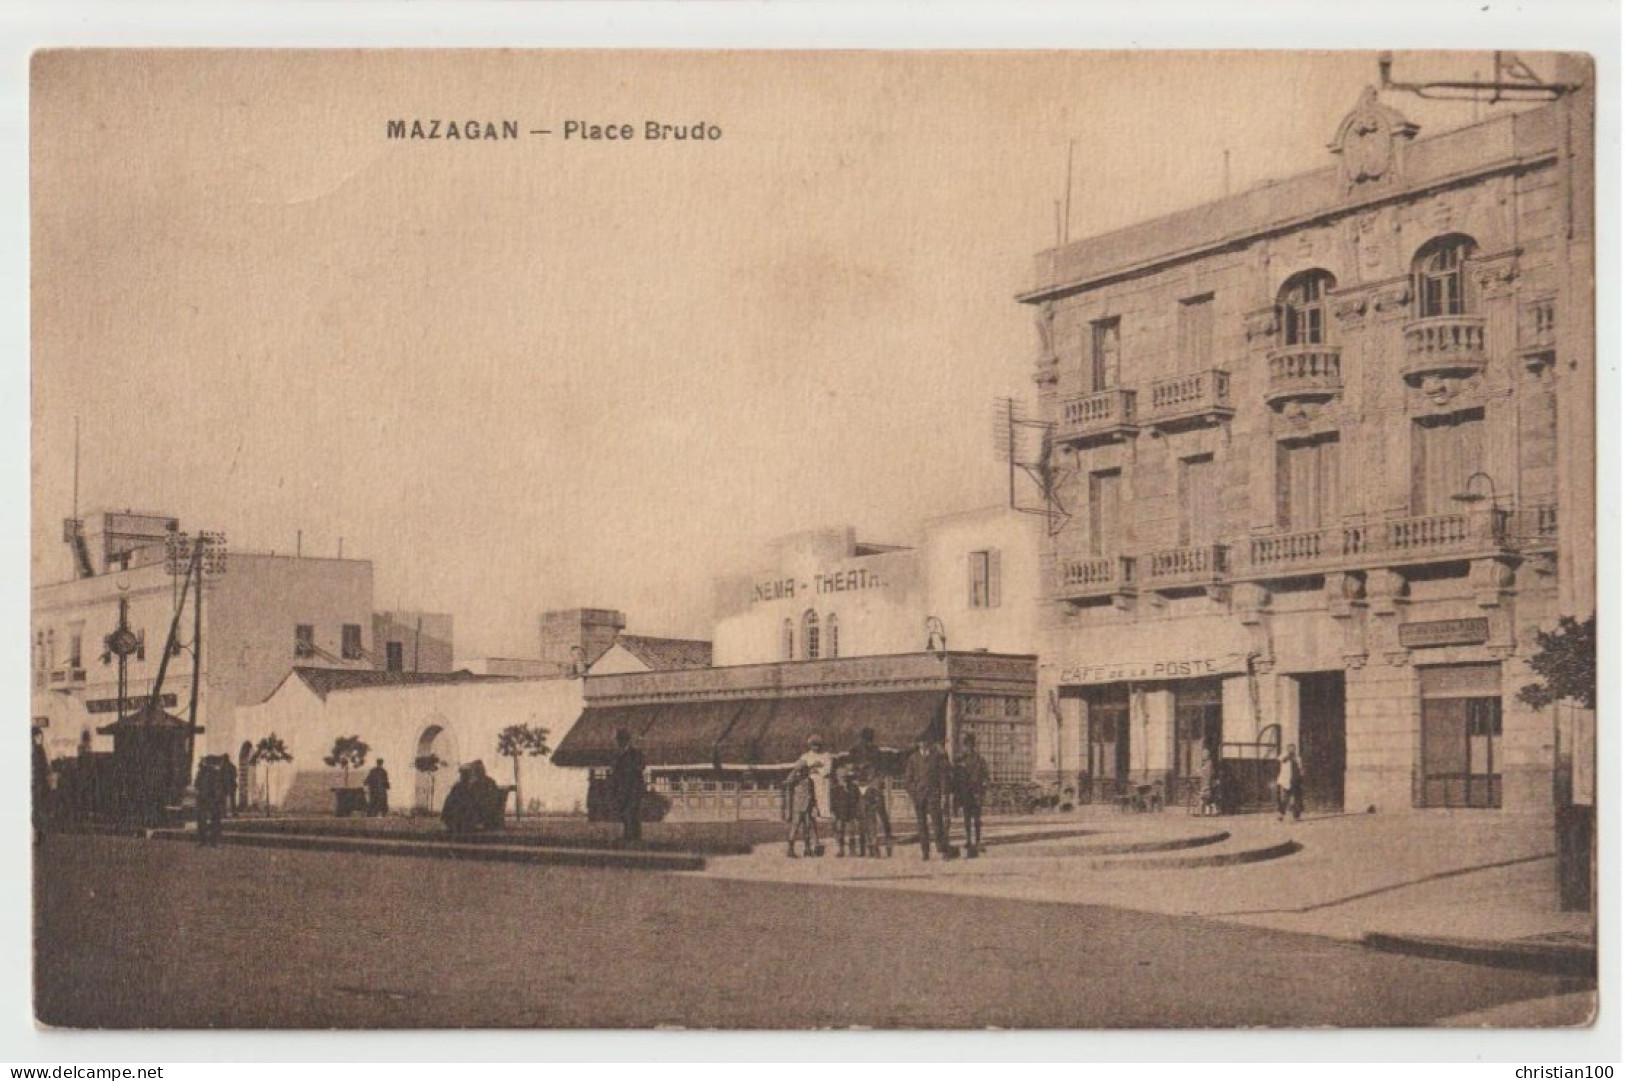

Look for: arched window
[1277,269,1336,346]
[827,614,840,659]
[1413,235,1477,318]
[781,619,794,661]
[802,610,820,660]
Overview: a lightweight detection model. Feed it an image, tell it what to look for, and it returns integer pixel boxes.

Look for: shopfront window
[1418,664,1502,808]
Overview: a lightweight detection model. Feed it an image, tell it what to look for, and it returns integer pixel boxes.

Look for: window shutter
[989,549,1002,608]
[967,552,979,607]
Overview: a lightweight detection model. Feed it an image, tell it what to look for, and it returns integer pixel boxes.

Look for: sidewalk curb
[220,821,754,856]
[150,828,706,872]
[1361,932,1597,978]
[1090,839,1301,871]
[1010,831,1230,858]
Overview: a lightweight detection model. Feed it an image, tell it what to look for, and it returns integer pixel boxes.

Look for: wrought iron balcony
[1055,389,1138,446]
[1145,370,1234,430]
[1265,346,1342,408]
[1401,315,1488,382]
[1141,544,1229,591]
[1518,297,1557,369]
[1054,554,1135,602]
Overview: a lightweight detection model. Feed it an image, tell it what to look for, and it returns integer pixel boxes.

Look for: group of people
[1191,742,1305,822]
[784,728,991,862]
[440,759,509,836]
[192,753,239,845]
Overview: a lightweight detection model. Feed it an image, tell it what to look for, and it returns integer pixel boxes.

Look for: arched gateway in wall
[413,720,458,813]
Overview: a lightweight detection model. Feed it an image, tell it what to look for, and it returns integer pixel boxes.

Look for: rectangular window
[135,629,146,662]
[1090,317,1120,393]
[1276,435,1341,532]
[1411,409,1486,516]
[295,624,315,658]
[68,622,84,669]
[385,641,404,672]
[341,623,363,660]
[967,549,1002,608]
[1419,664,1502,809]
[1178,294,1215,367]
[1178,454,1217,547]
[1088,470,1122,557]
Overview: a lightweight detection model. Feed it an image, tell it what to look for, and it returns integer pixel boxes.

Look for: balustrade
[1402,316,1488,379]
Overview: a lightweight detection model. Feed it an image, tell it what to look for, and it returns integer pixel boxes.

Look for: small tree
[497,722,552,819]
[251,733,293,816]
[414,752,444,812]
[1518,614,1596,711]
[324,735,371,787]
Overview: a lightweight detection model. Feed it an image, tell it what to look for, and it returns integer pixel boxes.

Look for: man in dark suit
[609,728,646,845]
[904,736,955,861]
[955,732,991,857]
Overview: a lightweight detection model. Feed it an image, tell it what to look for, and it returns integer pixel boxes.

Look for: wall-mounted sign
[1058,653,1248,685]
[1398,618,1490,649]
[86,693,178,715]
[752,568,887,604]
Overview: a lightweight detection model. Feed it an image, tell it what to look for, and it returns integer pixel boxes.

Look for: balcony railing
[1247,525,1368,574]
[1145,370,1233,429]
[1401,315,1488,381]
[1055,554,1135,600]
[1242,510,1509,577]
[1511,502,1558,546]
[1055,389,1138,446]
[1142,544,1229,589]
[1265,346,1342,407]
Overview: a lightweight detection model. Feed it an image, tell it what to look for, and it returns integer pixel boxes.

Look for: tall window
[1085,686,1131,789]
[1276,435,1341,531]
[295,624,315,658]
[1414,235,1477,318]
[1278,270,1336,346]
[385,641,404,672]
[1412,409,1485,516]
[802,610,820,660]
[1178,294,1215,366]
[781,619,794,661]
[827,614,839,659]
[968,549,1002,608]
[1088,469,1122,557]
[68,623,83,670]
[33,632,44,688]
[1178,454,1217,547]
[341,623,363,660]
[1089,317,1120,393]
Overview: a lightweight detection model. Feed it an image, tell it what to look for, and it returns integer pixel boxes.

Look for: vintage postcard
[28,47,1600,1035]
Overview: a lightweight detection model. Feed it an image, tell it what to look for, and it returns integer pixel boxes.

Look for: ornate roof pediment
[1328,86,1420,191]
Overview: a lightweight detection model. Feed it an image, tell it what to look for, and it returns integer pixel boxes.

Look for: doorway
[1296,672,1346,812]
[413,722,458,812]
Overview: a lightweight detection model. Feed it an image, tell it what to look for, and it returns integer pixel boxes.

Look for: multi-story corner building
[1020,76,1593,817]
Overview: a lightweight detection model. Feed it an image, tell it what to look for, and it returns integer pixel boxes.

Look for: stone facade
[1021,85,1591,816]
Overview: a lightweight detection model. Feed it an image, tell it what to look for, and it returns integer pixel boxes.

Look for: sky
[30,50,1549,658]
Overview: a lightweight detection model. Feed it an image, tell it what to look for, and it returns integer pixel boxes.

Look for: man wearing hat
[904,736,956,860]
[608,727,647,844]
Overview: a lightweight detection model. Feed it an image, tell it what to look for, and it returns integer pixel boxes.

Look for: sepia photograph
[25,41,1603,1040]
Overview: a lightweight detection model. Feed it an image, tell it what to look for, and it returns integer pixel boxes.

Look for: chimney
[537,608,626,672]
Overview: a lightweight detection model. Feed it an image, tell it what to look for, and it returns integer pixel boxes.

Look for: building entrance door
[1172,680,1223,803]
[1084,685,1130,803]
[1296,672,1345,812]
